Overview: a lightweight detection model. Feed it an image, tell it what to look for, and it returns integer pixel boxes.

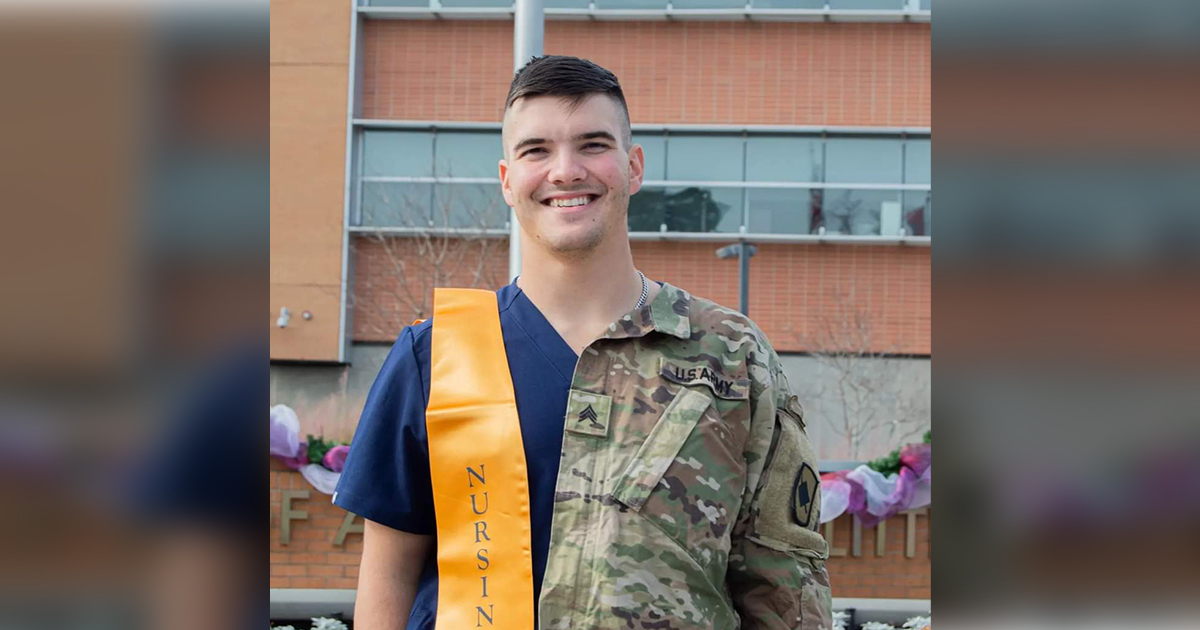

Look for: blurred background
[935,0,1200,627]
[0,1,267,629]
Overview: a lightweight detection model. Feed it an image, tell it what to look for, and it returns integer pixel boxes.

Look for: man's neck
[515,230,650,355]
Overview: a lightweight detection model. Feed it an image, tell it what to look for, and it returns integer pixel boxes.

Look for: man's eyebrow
[575,131,617,143]
[511,131,617,155]
[512,137,546,154]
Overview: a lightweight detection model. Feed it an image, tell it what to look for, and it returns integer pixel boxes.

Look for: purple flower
[278,443,309,470]
[323,445,350,472]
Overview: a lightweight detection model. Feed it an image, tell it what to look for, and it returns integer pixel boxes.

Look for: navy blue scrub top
[334,281,577,630]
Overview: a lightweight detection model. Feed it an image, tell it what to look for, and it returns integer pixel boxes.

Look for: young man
[335,55,831,629]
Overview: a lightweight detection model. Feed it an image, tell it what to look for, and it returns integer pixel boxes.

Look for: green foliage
[867,431,930,476]
[305,434,344,467]
[867,449,903,477]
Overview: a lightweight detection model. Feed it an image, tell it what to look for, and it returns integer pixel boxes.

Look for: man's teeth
[549,196,591,208]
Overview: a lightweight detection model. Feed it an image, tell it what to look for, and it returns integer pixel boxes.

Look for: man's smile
[539,192,603,213]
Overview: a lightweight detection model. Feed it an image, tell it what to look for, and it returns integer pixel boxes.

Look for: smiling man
[336,55,831,630]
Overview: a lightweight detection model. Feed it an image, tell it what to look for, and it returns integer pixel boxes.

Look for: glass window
[628,186,669,233]
[546,0,591,6]
[825,138,902,184]
[434,131,501,179]
[595,0,666,7]
[433,183,508,229]
[753,0,827,7]
[746,135,822,183]
[367,0,431,7]
[632,133,666,181]
[439,0,511,6]
[666,134,744,182]
[629,186,743,233]
[360,183,434,227]
[672,0,746,7]
[747,188,815,235]
[903,190,931,236]
[819,189,902,236]
[829,0,905,9]
[904,138,931,185]
[921,0,930,10]
[363,130,433,177]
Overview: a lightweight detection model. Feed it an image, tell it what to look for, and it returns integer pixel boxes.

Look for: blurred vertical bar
[935,0,1200,625]
[0,1,267,628]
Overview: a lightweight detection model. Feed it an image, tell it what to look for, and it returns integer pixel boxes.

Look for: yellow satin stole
[426,288,534,630]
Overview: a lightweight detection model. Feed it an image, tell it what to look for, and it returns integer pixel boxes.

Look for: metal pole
[738,241,750,315]
[509,0,543,282]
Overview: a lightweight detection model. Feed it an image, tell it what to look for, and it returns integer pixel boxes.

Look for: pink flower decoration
[323,445,350,472]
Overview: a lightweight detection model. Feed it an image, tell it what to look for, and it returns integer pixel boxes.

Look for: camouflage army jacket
[538,282,832,630]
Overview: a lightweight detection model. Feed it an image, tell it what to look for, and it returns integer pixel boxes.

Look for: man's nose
[548,150,586,185]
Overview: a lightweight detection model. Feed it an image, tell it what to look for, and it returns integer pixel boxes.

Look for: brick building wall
[349,16,933,356]
[270,461,363,591]
[353,237,931,355]
[360,20,931,127]
[270,464,931,599]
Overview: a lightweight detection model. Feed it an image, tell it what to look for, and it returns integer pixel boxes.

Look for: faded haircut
[503,55,632,150]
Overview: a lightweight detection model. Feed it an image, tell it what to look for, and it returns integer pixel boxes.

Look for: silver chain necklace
[634,270,649,310]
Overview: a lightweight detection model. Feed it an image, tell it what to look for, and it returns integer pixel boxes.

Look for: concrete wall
[270,342,391,443]
[780,353,931,462]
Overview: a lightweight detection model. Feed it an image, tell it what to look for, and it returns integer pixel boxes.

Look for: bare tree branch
[351,179,508,338]
[794,280,929,460]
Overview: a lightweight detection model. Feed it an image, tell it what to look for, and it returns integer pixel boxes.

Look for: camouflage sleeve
[727,343,833,629]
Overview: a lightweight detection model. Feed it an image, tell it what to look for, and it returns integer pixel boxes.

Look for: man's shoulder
[388,317,433,353]
[679,290,775,357]
[383,282,515,365]
[643,286,780,394]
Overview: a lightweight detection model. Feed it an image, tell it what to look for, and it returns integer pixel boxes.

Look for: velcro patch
[565,389,612,438]
[753,410,827,555]
[660,359,749,400]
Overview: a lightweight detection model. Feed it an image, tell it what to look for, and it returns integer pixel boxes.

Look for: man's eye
[522,147,546,157]
[584,143,609,150]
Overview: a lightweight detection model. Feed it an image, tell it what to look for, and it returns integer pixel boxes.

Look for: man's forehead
[503,94,623,144]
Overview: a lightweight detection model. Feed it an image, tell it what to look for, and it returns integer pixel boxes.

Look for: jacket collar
[600,281,692,341]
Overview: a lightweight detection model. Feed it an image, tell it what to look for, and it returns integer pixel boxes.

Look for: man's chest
[558,336,754,548]
[537,334,757,627]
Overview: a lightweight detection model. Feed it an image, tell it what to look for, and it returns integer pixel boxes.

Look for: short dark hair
[504,55,632,148]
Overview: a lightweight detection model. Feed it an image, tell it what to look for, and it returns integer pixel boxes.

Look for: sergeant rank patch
[565,389,612,438]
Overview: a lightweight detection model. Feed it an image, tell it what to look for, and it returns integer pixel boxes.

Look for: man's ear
[499,158,514,208]
[627,143,645,196]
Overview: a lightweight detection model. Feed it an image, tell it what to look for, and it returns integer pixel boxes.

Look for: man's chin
[540,225,606,258]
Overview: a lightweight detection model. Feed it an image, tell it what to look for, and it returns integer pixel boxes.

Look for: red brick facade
[361,20,931,127]
[353,237,931,355]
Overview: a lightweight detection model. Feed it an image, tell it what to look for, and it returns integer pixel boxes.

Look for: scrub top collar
[507,276,694,347]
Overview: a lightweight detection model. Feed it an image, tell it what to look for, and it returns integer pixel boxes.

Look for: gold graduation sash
[426,288,534,630]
